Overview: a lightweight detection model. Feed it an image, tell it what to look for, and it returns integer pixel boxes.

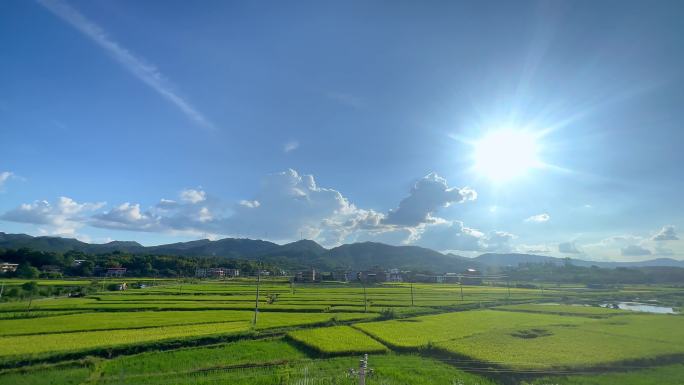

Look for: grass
[434,324,682,369]
[96,354,496,385]
[354,310,592,349]
[1,280,682,384]
[287,325,388,355]
[100,338,306,377]
[525,363,684,385]
[494,303,627,317]
[0,321,250,360]
[0,366,89,385]
[0,311,374,361]
[0,310,255,336]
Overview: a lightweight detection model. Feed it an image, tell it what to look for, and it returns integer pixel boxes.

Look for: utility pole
[460,281,464,301]
[410,282,414,307]
[362,281,368,313]
[290,276,295,295]
[507,279,511,300]
[348,354,372,385]
[0,281,4,300]
[359,354,369,385]
[253,267,261,326]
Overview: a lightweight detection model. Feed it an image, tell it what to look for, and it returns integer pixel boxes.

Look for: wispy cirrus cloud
[0,171,13,190]
[525,213,550,223]
[283,140,299,153]
[38,0,215,130]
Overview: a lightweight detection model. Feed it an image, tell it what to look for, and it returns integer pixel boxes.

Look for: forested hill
[2,232,683,271]
[0,232,475,272]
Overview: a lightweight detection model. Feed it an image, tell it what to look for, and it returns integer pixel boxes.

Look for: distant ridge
[1,232,682,270]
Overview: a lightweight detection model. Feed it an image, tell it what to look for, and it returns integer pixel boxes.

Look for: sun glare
[472,129,541,182]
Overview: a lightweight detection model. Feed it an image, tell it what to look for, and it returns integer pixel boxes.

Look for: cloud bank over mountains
[1,169,680,260]
[0,169,492,251]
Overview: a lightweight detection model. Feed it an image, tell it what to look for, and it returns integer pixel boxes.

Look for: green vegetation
[494,303,627,317]
[434,324,681,369]
[526,364,684,385]
[0,276,682,384]
[354,310,590,349]
[100,338,306,377]
[288,325,388,355]
[0,366,89,385]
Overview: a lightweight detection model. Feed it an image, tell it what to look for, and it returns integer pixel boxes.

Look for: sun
[472,129,542,182]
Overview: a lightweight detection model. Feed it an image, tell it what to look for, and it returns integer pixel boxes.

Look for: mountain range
[1,232,683,271]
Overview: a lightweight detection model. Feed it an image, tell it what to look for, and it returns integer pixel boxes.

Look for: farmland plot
[354,310,592,349]
[287,325,388,355]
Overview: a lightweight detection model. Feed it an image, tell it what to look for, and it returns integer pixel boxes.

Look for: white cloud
[654,245,674,256]
[517,244,553,254]
[38,0,214,130]
[92,202,160,231]
[412,220,515,252]
[383,173,476,227]
[221,169,372,244]
[180,189,206,204]
[239,200,260,208]
[0,171,13,189]
[0,169,503,250]
[0,196,104,236]
[652,225,679,241]
[283,140,299,153]
[621,244,652,257]
[525,213,550,223]
[91,189,220,234]
[558,241,582,254]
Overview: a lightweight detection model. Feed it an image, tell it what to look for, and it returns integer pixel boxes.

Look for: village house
[387,268,403,282]
[295,268,317,282]
[195,268,240,279]
[0,262,19,274]
[461,268,483,285]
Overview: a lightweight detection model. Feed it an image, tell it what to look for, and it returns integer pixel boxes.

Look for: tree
[16,263,40,279]
[21,281,39,294]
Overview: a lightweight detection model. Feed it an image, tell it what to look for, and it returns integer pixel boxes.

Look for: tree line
[0,248,279,278]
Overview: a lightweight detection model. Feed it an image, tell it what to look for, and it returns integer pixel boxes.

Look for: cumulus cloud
[0,197,104,236]
[525,213,550,223]
[0,171,13,189]
[221,169,374,244]
[239,200,260,208]
[654,245,674,256]
[91,189,222,234]
[517,244,552,254]
[180,189,206,204]
[621,244,652,257]
[0,169,502,250]
[412,220,515,252]
[558,241,581,254]
[486,231,516,252]
[92,202,160,231]
[283,140,299,153]
[383,173,476,227]
[652,225,679,241]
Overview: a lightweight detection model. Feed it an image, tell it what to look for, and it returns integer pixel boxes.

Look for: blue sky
[1,0,682,261]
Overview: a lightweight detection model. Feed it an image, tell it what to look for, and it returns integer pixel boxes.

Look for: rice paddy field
[0,278,682,384]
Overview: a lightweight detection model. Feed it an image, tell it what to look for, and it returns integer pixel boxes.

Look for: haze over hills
[1,232,683,271]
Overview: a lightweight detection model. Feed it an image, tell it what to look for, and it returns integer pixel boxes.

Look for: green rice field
[0,278,682,384]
